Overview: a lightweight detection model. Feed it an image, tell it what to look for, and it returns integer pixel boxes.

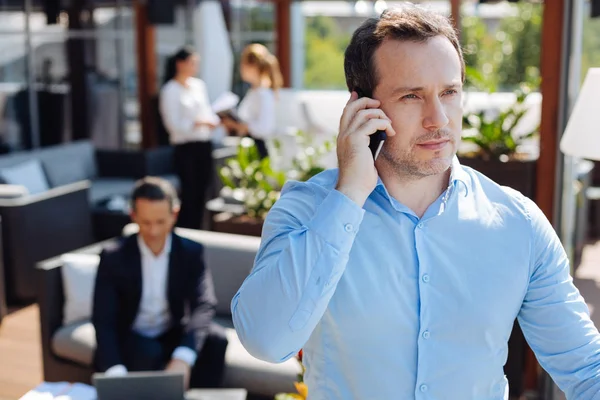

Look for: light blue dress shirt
[232,158,600,399]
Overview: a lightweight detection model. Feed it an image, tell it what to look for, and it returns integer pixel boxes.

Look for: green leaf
[218,168,236,189]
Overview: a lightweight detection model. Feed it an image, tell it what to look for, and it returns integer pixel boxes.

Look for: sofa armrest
[145,146,175,176]
[95,149,146,179]
[37,259,66,378]
[0,180,90,207]
[0,181,95,301]
[36,237,117,379]
[0,184,29,199]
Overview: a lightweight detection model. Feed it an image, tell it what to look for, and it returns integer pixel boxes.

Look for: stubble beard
[379,130,456,181]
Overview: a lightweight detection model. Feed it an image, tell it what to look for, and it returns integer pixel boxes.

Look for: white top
[104,234,196,376]
[159,77,220,144]
[133,234,172,337]
[237,87,277,139]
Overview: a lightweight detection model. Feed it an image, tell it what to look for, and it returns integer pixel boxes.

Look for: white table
[185,388,248,400]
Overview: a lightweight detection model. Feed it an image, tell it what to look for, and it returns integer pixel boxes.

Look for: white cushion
[52,320,96,366]
[61,253,100,326]
[0,159,49,194]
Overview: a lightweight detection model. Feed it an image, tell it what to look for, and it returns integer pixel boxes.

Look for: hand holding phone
[334,90,396,207]
[355,88,387,160]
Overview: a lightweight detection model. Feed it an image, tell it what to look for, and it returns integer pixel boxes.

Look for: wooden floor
[0,305,42,400]
[1,241,600,399]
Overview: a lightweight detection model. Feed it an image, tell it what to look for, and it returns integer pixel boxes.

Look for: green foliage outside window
[304,15,350,89]
[461,3,542,91]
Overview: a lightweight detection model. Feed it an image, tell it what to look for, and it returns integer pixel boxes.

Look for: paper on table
[56,383,97,400]
[211,91,239,114]
[20,382,71,399]
[20,382,97,400]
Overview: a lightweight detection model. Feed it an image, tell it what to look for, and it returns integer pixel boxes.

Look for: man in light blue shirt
[232,5,600,400]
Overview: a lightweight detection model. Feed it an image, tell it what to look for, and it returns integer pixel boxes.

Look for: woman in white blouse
[222,43,283,159]
[159,46,219,229]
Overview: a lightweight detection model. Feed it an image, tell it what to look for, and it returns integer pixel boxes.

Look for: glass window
[229,0,275,96]
[581,1,600,80]
[0,2,30,152]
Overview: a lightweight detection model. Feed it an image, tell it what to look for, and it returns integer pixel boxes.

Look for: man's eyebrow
[390,83,462,96]
[390,86,424,96]
[443,83,462,90]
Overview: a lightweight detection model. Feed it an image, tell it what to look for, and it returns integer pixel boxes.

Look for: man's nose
[422,98,450,131]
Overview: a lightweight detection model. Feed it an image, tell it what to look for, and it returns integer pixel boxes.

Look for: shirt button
[417,222,423,229]
[422,331,430,340]
[420,384,428,392]
[422,274,430,283]
[344,223,353,232]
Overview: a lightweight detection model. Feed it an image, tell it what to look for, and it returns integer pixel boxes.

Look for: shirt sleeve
[245,89,276,139]
[171,346,198,367]
[517,197,600,399]
[159,84,196,138]
[104,364,128,376]
[231,180,365,363]
[195,80,220,126]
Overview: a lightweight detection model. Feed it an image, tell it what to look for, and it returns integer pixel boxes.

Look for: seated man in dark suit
[92,176,227,389]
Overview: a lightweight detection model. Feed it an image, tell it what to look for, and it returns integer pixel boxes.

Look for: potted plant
[275,350,307,400]
[460,82,539,199]
[215,131,334,236]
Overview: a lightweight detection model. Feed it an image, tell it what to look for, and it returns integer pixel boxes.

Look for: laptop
[93,371,185,400]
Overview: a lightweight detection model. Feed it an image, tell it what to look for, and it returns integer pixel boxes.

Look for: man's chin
[418,156,453,176]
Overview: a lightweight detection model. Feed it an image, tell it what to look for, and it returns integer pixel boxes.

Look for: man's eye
[402,94,418,100]
[444,89,458,96]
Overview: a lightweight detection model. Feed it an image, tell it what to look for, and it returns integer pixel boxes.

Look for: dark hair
[162,46,196,85]
[130,176,179,211]
[344,5,465,97]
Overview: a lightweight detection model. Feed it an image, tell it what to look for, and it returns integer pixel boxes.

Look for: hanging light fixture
[374,0,388,15]
[354,0,370,15]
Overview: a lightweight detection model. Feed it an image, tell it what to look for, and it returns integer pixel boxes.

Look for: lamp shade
[560,68,600,161]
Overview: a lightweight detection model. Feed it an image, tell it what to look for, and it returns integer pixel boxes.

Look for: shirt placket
[414,183,454,398]
[414,216,431,398]
[149,259,157,327]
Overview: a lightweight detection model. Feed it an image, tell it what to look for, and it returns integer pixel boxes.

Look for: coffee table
[185,388,248,400]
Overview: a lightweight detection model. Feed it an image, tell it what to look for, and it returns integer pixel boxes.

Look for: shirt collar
[137,233,172,259]
[375,155,470,198]
[449,156,470,197]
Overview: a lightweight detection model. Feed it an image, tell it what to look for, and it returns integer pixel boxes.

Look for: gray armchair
[1,181,94,303]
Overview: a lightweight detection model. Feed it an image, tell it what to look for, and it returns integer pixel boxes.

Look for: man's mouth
[416,139,450,151]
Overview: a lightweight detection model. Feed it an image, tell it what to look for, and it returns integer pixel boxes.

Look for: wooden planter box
[212,212,264,237]
[458,157,537,199]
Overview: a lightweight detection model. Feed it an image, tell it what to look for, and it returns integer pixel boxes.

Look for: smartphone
[355,88,387,160]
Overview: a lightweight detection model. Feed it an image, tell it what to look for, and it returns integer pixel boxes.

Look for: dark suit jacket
[92,232,217,372]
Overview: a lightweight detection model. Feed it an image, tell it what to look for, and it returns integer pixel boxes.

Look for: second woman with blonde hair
[221,43,283,159]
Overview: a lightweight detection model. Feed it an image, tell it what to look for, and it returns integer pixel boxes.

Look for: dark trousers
[174,141,214,230]
[120,322,228,388]
[253,138,268,160]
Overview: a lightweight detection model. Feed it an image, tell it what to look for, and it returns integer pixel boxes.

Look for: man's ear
[172,205,181,220]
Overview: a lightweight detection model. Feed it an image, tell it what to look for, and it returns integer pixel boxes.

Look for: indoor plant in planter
[460,83,539,199]
[215,132,334,236]
[275,350,307,400]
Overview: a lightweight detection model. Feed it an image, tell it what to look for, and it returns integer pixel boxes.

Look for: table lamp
[560,68,600,160]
